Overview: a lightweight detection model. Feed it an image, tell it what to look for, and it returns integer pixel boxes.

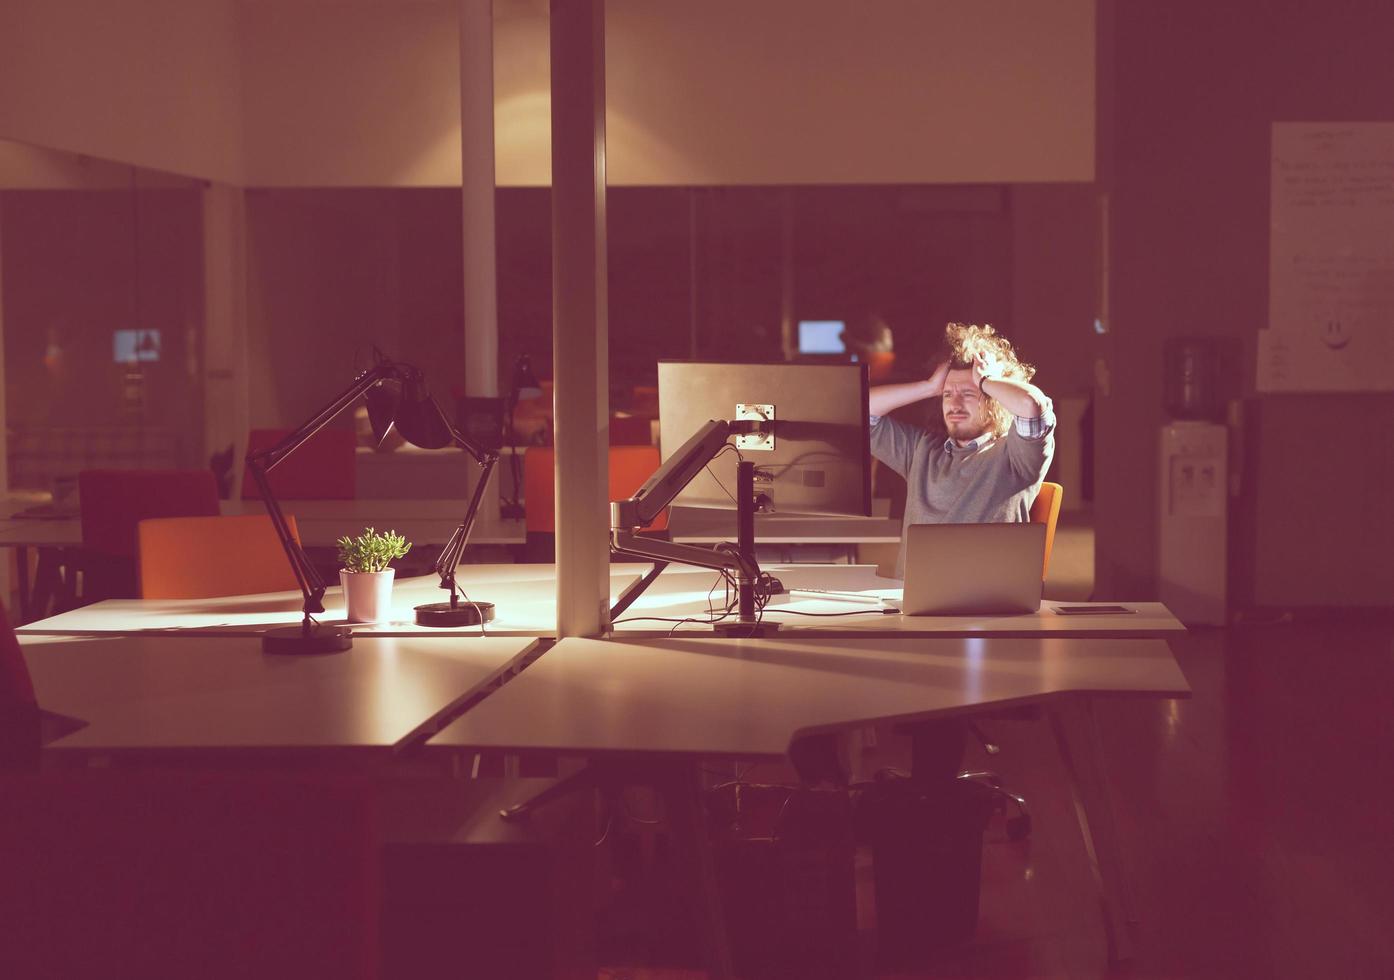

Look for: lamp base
[415,600,496,628]
[262,623,353,655]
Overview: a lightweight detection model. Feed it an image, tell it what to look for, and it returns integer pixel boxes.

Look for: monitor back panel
[902,523,1046,615]
[657,361,871,517]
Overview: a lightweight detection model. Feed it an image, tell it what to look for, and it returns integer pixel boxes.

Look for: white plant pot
[340,568,395,624]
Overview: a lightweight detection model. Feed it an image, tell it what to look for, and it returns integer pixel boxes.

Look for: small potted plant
[336,527,412,624]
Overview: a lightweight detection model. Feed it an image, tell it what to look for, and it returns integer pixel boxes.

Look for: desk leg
[1047,695,1134,966]
[659,762,734,980]
[30,547,66,622]
[14,545,33,622]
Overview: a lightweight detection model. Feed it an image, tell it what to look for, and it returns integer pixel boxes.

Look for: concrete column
[0,196,10,604]
[460,0,499,397]
[202,183,251,496]
[550,0,610,637]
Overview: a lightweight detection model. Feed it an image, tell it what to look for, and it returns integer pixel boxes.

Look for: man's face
[941,368,992,444]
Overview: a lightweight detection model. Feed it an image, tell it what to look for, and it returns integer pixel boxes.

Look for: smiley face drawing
[1321,319,1352,350]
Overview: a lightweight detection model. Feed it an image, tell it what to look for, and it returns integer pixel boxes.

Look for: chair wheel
[1006,813,1032,841]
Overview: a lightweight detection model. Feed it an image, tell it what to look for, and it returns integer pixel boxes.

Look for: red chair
[523,445,668,561]
[0,771,379,979]
[78,469,221,601]
[241,427,357,500]
[0,602,38,770]
[608,414,654,446]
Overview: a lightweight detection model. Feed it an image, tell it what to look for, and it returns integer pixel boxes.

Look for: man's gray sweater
[869,404,1055,578]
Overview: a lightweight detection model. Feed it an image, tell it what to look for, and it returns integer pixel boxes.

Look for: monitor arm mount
[609,418,781,635]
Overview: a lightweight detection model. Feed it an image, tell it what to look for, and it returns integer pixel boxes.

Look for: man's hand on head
[926,359,952,397]
[971,353,1002,391]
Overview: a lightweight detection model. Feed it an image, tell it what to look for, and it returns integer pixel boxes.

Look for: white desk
[18,564,647,638]
[23,632,538,754]
[431,633,1190,965]
[611,564,1185,638]
[430,635,1189,758]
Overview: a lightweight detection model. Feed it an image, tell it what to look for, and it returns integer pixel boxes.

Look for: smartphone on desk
[1053,604,1134,615]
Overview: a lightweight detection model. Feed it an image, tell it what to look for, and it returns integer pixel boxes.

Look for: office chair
[958,480,1065,839]
[522,445,669,562]
[136,514,303,600]
[77,469,222,601]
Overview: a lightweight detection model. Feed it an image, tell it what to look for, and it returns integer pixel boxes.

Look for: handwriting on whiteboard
[1263,123,1394,392]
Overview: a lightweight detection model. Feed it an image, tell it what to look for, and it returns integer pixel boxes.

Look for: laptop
[892,523,1046,616]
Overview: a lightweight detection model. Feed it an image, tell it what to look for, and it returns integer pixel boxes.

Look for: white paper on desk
[770,586,903,608]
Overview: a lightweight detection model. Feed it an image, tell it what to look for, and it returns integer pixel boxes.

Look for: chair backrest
[78,469,221,559]
[0,771,379,979]
[523,445,668,534]
[137,514,303,600]
[609,414,654,446]
[242,427,356,500]
[1029,481,1064,579]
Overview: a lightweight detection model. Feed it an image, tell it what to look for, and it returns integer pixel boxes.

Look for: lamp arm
[433,448,500,602]
[249,360,397,474]
[245,455,326,615]
[244,358,397,621]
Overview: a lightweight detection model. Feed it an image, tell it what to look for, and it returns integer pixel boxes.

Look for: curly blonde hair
[944,323,1035,439]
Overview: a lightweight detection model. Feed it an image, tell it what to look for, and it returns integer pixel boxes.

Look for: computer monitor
[796,320,846,355]
[656,361,871,517]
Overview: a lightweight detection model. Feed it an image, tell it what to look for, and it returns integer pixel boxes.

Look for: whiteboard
[1262,123,1394,392]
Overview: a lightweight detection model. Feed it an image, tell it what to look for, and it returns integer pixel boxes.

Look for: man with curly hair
[868,322,1054,578]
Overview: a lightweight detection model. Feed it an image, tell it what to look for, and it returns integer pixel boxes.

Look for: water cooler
[1158,421,1227,625]
[1158,339,1228,625]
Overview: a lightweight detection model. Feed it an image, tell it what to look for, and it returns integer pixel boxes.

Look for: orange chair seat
[137,514,303,600]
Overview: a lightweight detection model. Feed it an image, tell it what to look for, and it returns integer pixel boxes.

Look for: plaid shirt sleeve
[1012,405,1053,440]
[1014,412,1048,437]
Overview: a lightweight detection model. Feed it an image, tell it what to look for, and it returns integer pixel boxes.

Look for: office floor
[599,617,1394,979]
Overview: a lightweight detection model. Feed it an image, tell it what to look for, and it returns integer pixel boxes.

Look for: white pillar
[202,183,251,496]
[550,0,609,637]
[0,196,10,605]
[460,0,499,397]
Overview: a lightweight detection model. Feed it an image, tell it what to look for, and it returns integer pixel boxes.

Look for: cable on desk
[760,607,890,617]
[458,588,489,636]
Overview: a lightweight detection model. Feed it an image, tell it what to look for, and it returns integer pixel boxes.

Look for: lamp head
[392,375,454,449]
[362,357,464,450]
[363,379,401,449]
[511,354,542,401]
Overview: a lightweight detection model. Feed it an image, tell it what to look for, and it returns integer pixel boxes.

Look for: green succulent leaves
[336,527,412,574]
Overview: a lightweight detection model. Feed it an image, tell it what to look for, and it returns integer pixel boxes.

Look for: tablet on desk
[1054,604,1134,616]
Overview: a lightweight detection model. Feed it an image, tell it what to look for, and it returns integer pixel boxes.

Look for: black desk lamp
[500,354,542,520]
[245,351,500,655]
